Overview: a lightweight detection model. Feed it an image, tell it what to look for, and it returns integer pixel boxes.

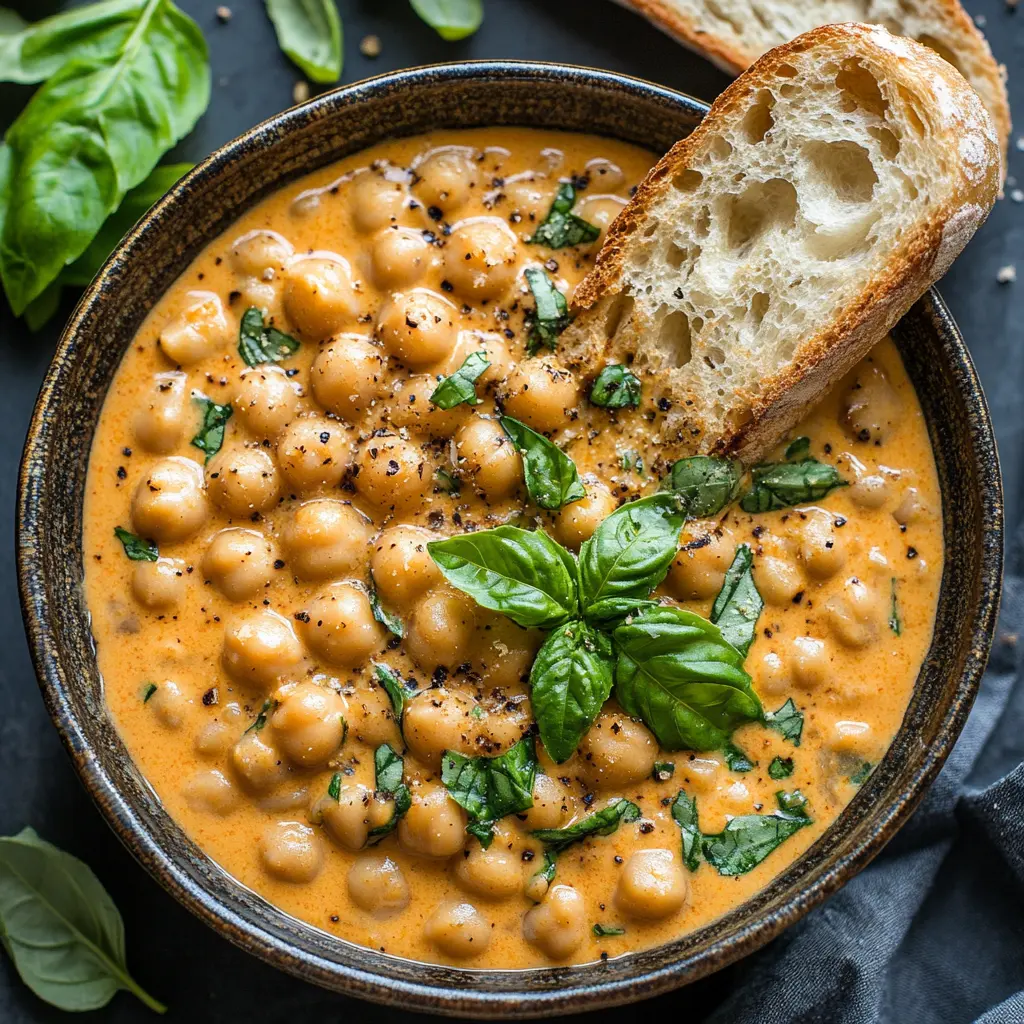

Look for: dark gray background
[0,1,1021,1021]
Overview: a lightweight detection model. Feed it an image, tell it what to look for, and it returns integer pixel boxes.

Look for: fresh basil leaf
[785,436,810,460]
[0,827,165,1013]
[700,790,812,876]
[529,620,614,764]
[710,543,763,657]
[373,662,416,722]
[500,416,585,511]
[528,182,600,249]
[662,456,742,518]
[190,396,232,463]
[430,350,490,409]
[0,0,210,314]
[327,772,342,801]
[764,697,803,747]
[723,742,756,773]
[532,798,640,853]
[578,493,685,626]
[529,849,557,894]
[614,606,761,751]
[141,682,158,703]
[409,0,483,40]
[670,790,702,871]
[590,365,641,409]
[739,458,847,513]
[889,578,902,636]
[592,924,625,937]
[618,449,643,474]
[0,7,26,37]
[369,590,404,639]
[427,526,578,629]
[238,306,300,366]
[524,266,570,355]
[849,761,873,785]
[769,756,794,779]
[244,698,277,734]
[22,282,62,333]
[265,0,342,84]
[434,466,461,495]
[652,760,675,782]
[113,526,157,562]
[367,743,412,842]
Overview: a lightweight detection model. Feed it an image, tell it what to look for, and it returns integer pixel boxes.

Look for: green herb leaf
[889,578,902,636]
[427,526,578,629]
[238,306,300,366]
[373,662,416,721]
[190,396,232,463]
[529,620,615,764]
[613,606,761,751]
[768,756,794,779]
[524,267,570,355]
[113,526,157,562]
[528,182,600,249]
[592,923,625,937]
[662,456,743,519]
[244,699,277,734]
[578,493,685,626]
[618,449,643,474]
[409,0,483,40]
[529,849,557,895]
[723,742,756,773]
[327,772,342,801]
[265,0,342,84]
[500,416,585,511]
[532,798,640,853]
[710,544,763,657]
[368,743,412,842]
[764,697,804,747]
[434,466,461,496]
[590,365,641,409]
[0,0,210,314]
[369,590,404,639]
[784,436,810,460]
[700,790,812,876]
[670,790,702,871]
[0,827,166,1013]
[849,761,873,785]
[141,682,158,703]
[652,761,675,782]
[739,458,847,513]
[22,281,63,333]
[430,350,490,409]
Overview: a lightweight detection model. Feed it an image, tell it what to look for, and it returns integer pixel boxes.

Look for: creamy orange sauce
[82,128,941,969]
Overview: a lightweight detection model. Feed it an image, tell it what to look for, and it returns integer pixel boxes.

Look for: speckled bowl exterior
[16,62,1003,1018]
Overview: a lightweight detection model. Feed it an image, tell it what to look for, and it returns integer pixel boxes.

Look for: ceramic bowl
[17,62,1003,1018]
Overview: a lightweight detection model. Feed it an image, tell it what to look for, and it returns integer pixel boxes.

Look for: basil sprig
[524,267,570,355]
[710,544,763,656]
[663,456,743,518]
[528,182,600,249]
[430,350,490,409]
[739,457,846,512]
[113,526,157,562]
[590,365,641,409]
[532,798,640,853]
[190,395,232,463]
[764,698,804,746]
[368,743,412,843]
[441,736,537,847]
[500,416,585,511]
[238,306,300,366]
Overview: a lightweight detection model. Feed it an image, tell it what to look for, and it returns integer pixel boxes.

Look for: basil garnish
[532,798,640,853]
[663,456,743,518]
[723,742,756,773]
[500,416,585,511]
[368,743,412,842]
[434,466,461,496]
[592,924,625,937]
[739,457,846,512]
[141,682,158,703]
[373,662,416,722]
[785,436,810,460]
[769,756,794,779]
[528,182,600,249]
[113,526,157,562]
[427,526,578,629]
[410,0,483,40]
[327,772,342,801]
[430,350,490,410]
[653,760,675,782]
[764,697,803,746]
[238,306,300,366]
[889,578,902,636]
[524,267,570,355]
[670,790,701,871]
[710,543,763,657]
[190,395,232,463]
[849,761,873,785]
[440,736,537,848]
[369,589,404,639]
[578,493,685,626]
[244,698,277,734]
[614,606,761,751]
[265,0,342,84]
[590,365,641,409]
[530,619,615,764]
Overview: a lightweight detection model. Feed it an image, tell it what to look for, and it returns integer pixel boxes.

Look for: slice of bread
[560,23,999,465]
[614,0,1010,174]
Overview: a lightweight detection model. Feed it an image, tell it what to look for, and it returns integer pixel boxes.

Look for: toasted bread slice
[560,23,999,465]
[615,0,1010,172]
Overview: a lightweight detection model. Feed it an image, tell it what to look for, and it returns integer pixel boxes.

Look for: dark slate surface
[0,1,1021,1022]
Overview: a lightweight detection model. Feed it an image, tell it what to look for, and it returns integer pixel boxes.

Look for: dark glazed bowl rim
[17,61,1003,1017]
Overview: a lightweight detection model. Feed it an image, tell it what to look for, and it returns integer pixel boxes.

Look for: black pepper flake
[202,687,218,706]
[431,666,448,687]
[834,516,847,528]
[613,855,624,864]
[657,397,672,412]
[273,559,285,570]
[330,915,339,923]
[319,431,330,444]
[440,279,454,292]
[116,466,127,479]
[521,849,535,862]
[386,459,400,476]
[294,611,311,623]
[907,547,918,559]
[792,590,805,604]
[122,447,132,457]
[752,525,764,539]
[427,205,443,221]
[639,821,655,835]
[583,792,596,807]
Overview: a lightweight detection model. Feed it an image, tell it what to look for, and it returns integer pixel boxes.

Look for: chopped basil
[237,306,300,366]
[327,772,342,801]
[592,924,625,938]
[670,790,702,871]
[619,449,644,473]
[369,588,404,639]
[764,697,804,746]
[784,436,810,460]
[368,743,412,843]
[113,526,158,562]
[470,705,484,719]
[532,798,640,853]
[739,457,847,513]
[652,761,676,782]
[768,756,794,779]
[662,456,743,518]
[889,578,902,635]
[701,790,812,876]
[528,849,558,897]
[141,682,158,703]
[190,395,232,462]
[524,267,570,355]
[590,365,641,409]
[244,698,277,734]
[528,182,600,249]
[373,662,416,722]
[710,543,763,657]
[723,742,756,773]
[429,350,490,409]
[434,466,461,495]
[849,761,873,785]
[500,416,585,511]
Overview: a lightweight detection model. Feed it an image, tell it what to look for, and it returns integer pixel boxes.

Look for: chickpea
[474,615,541,688]
[231,729,287,790]
[403,688,477,768]
[413,147,477,211]
[471,332,515,386]
[283,255,364,340]
[347,852,410,915]
[667,529,736,601]
[310,335,386,421]
[585,157,626,190]
[826,576,883,648]
[894,486,927,526]
[132,457,208,543]
[222,609,304,688]
[205,445,280,517]
[504,176,552,221]
[193,720,235,760]
[376,290,458,369]
[371,524,442,607]
[148,679,188,729]
[238,275,278,311]
[276,416,351,492]
[791,635,830,690]
[302,583,386,668]
[405,589,477,673]
[754,650,789,696]
[522,884,587,960]
[311,782,394,851]
[454,841,522,900]
[552,482,615,549]
[280,499,372,580]
[202,528,275,601]
[424,900,491,959]
[385,374,470,438]
[230,229,293,276]
[181,768,238,816]
[134,371,187,453]
[443,218,518,301]
[840,363,900,444]
[344,685,401,749]
[519,773,576,830]
[576,194,627,238]
[500,361,577,434]
[271,681,347,767]
[370,227,432,288]
[830,718,872,755]
[453,417,522,502]
[682,756,721,794]
[132,557,186,610]
[850,473,889,510]
[755,555,804,606]
[158,292,231,366]
[799,510,846,580]
[615,849,688,920]
[234,366,300,439]
[353,434,431,514]
[350,168,408,233]
[580,711,658,788]
[260,821,323,883]
[398,784,467,858]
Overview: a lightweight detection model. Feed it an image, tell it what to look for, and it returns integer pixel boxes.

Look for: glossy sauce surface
[83,128,942,968]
